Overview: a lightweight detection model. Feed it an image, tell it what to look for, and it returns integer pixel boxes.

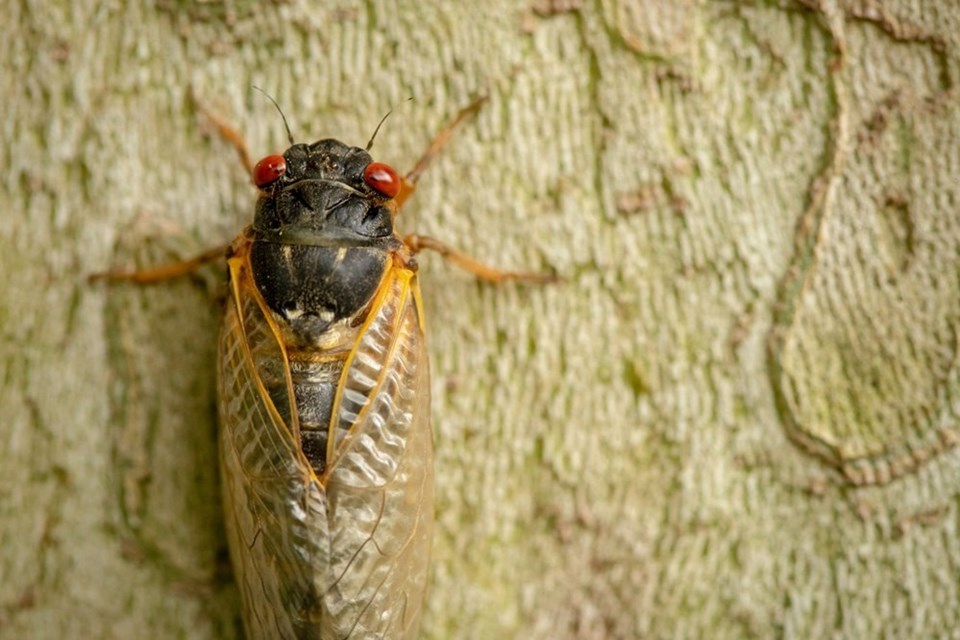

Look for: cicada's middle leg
[402,234,559,284]
[88,243,229,284]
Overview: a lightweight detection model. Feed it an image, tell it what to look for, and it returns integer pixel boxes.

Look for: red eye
[363,162,401,199]
[253,154,287,188]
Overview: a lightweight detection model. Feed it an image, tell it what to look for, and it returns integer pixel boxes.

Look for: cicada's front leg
[394,95,559,284]
[394,95,489,207]
[89,92,258,286]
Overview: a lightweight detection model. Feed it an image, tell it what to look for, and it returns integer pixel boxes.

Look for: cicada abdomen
[217,138,433,639]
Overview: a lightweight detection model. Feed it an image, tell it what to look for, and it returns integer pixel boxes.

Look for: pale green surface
[4,1,960,638]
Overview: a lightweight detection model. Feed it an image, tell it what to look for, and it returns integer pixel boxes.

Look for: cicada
[95,96,552,639]
[220,140,438,638]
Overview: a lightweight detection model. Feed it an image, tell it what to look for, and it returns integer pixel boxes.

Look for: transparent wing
[218,251,329,639]
[322,268,434,640]
[219,248,432,640]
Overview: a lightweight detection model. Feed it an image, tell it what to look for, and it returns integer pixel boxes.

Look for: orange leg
[394,95,489,208]
[90,94,253,285]
[189,87,254,178]
[396,97,557,284]
[404,234,559,284]
[88,244,229,284]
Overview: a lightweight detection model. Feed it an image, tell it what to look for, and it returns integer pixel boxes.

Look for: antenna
[365,110,393,151]
[365,97,413,151]
[252,85,294,145]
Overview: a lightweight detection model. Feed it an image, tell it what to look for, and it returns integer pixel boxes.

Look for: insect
[95,94,553,639]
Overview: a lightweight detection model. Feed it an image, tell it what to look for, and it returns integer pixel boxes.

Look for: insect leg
[89,243,229,283]
[398,96,558,284]
[90,92,257,284]
[189,87,254,177]
[395,95,489,208]
[403,234,558,284]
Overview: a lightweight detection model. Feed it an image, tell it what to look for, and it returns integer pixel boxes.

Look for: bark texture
[4,1,960,638]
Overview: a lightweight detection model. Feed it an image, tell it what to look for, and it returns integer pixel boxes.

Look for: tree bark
[4,1,960,638]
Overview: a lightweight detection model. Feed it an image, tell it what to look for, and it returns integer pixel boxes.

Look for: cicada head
[246,140,406,346]
[251,139,402,247]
